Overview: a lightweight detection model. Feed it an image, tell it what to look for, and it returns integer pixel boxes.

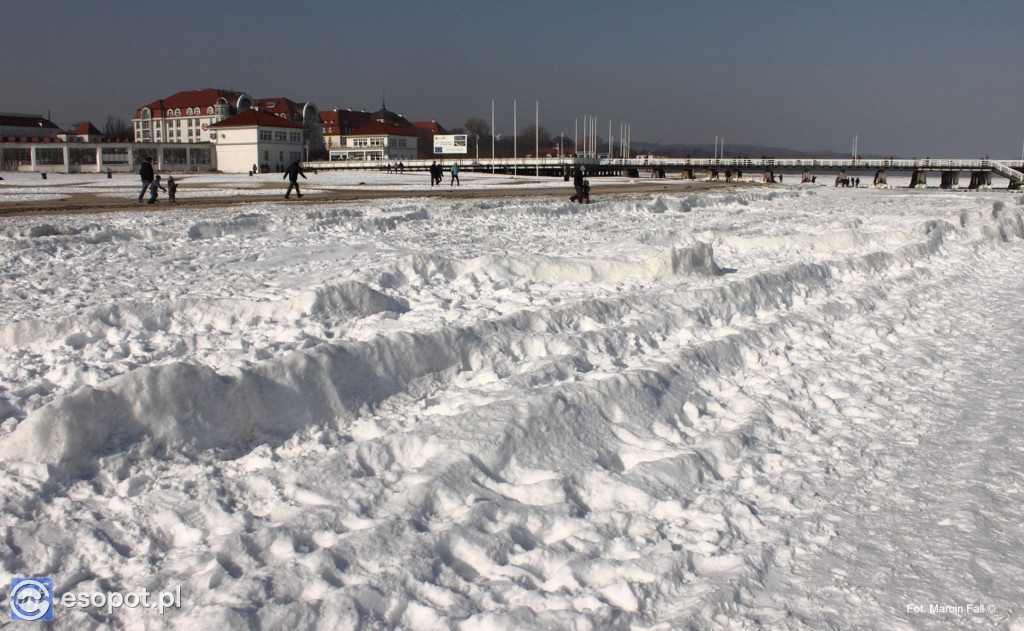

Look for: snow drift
[1,176,1023,629]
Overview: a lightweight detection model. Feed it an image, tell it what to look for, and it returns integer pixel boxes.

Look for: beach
[1,176,1022,629]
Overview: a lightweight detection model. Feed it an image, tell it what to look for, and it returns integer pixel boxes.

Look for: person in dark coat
[284,160,306,199]
[430,161,441,187]
[137,157,154,202]
[570,166,584,202]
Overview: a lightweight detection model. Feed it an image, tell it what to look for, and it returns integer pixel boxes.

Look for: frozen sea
[0,171,1022,629]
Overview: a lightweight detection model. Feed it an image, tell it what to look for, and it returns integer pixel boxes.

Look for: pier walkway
[304,156,1024,189]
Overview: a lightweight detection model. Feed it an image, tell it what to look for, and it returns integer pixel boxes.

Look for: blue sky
[5,0,1022,157]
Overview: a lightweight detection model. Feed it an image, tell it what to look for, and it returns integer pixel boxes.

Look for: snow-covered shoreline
[1,180,1022,628]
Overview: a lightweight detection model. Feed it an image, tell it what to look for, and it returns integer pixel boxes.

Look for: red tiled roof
[72,121,103,136]
[210,109,305,129]
[253,98,306,122]
[321,110,372,133]
[134,89,249,118]
[413,121,447,134]
[347,121,419,137]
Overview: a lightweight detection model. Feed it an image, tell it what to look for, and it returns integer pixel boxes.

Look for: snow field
[1,182,1023,628]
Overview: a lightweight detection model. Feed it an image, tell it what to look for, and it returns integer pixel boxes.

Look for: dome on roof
[372,102,407,126]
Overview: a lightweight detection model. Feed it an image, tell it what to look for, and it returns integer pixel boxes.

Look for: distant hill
[631,141,885,160]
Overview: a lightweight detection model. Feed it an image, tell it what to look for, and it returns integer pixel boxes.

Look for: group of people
[137,157,177,204]
[136,158,599,205]
[429,161,460,186]
[138,157,309,204]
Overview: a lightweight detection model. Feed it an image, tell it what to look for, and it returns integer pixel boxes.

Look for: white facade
[0,140,215,174]
[330,126,418,161]
[254,99,322,154]
[211,115,304,174]
[134,92,253,144]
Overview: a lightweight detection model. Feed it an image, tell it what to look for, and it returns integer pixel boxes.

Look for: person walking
[167,176,177,203]
[146,175,166,204]
[570,166,584,202]
[284,160,306,199]
[137,156,154,202]
[430,161,440,187]
[450,164,460,186]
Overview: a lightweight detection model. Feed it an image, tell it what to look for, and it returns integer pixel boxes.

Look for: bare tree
[518,125,554,155]
[462,118,490,158]
[104,115,132,140]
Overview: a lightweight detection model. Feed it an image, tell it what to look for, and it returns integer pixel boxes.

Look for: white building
[330,121,419,161]
[133,89,253,144]
[252,97,321,155]
[58,121,104,143]
[210,109,305,173]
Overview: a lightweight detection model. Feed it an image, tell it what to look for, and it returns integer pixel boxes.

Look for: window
[259,130,272,141]
[289,132,300,143]
[70,148,96,165]
[163,147,187,165]
[189,147,211,164]
[101,147,129,163]
[207,106,214,114]
[274,131,287,142]
[4,147,30,166]
[34,147,64,165]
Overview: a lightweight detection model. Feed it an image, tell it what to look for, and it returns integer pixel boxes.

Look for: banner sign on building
[433,134,468,155]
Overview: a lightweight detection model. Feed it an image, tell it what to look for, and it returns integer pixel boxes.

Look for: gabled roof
[135,89,250,118]
[72,121,103,136]
[210,109,305,129]
[252,97,313,123]
[347,121,419,137]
